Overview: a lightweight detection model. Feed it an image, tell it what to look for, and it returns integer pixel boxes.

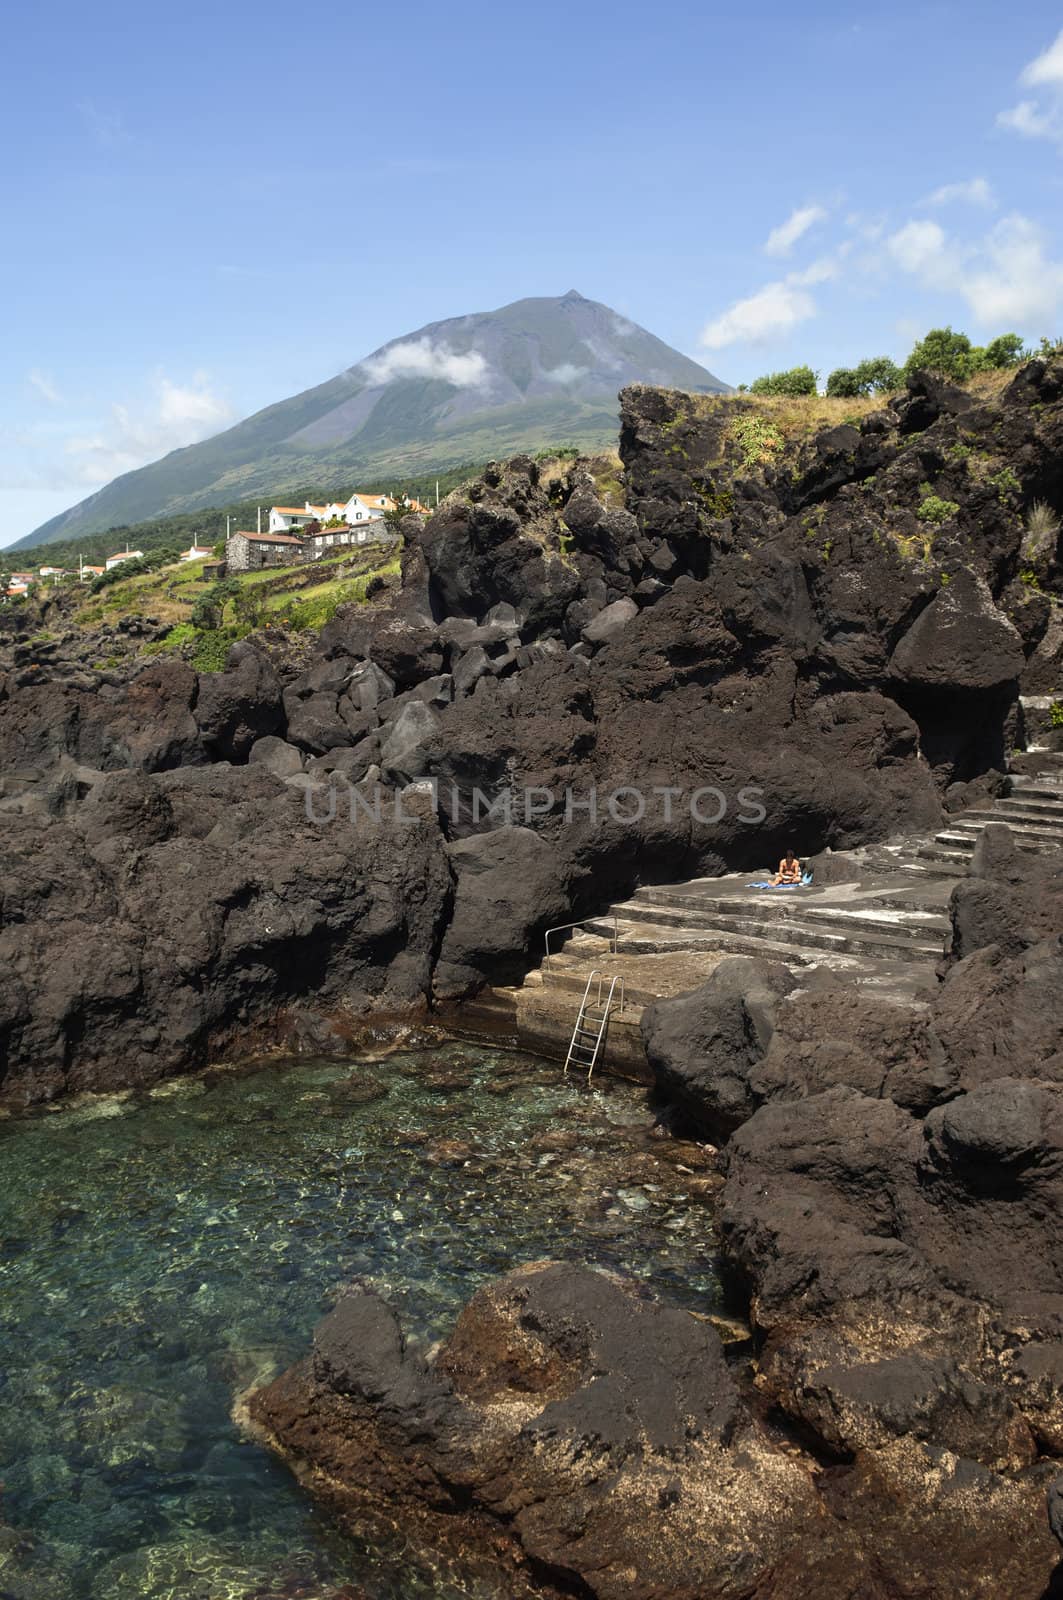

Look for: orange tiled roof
[238,530,303,544]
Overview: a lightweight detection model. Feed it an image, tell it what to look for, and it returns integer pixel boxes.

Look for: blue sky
[4,0,1063,547]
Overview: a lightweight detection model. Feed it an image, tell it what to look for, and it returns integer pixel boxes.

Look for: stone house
[225,529,304,572]
[301,522,399,560]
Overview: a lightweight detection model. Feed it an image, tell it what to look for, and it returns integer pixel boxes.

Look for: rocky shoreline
[249,822,1063,1599]
[2,361,1063,1593]
[3,362,1061,1104]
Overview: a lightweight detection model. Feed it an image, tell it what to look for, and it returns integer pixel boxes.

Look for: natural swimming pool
[0,1042,723,1599]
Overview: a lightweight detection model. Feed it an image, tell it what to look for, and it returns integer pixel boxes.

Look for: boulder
[378,701,441,785]
[0,768,451,1104]
[285,692,353,755]
[433,827,570,997]
[889,569,1025,692]
[641,957,798,1139]
[248,736,305,778]
[194,646,284,762]
[581,596,638,645]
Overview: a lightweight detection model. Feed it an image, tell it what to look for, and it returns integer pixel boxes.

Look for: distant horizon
[5,2,1063,546]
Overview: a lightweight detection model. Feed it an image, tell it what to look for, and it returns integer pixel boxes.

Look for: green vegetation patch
[728,415,784,470]
[916,490,961,525]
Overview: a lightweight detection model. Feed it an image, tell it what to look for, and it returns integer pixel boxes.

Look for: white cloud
[764,204,827,258]
[922,177,995,209]
[961,214,1063,325]
[700,280,817,349]
[362,337,487,387]
[887,220,958,282]
[887,211,1063,329]
[543,362,588,384]
[62,373,233,487]
[1021,27,1063,88]
[28,369,63,405]
[997,99,1058,138]
[998,29,1063,143]
[788,255,840,286]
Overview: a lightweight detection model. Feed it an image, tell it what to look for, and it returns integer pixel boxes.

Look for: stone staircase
[456,753,1063,1074]
[563,753,1063,1003]
[913,763,1063,872]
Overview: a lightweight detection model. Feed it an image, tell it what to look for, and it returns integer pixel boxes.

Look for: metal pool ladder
[564,970,625,1082]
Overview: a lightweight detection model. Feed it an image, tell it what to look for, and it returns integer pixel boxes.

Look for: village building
[301,521,399,560]
[225,529,304,572]
[39,565,67,578]
[266,491,425,536]
[179,543,213,562]
[104,548,144,571]
[79,566,105,582]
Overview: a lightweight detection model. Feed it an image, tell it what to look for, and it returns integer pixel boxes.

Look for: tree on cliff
[749,365,818,397]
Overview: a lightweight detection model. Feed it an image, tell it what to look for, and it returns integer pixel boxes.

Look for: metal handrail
[563,969,627,1082]
[544,915,618,960]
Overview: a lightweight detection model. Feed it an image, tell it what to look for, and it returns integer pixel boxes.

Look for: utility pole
[257,505,261,534]
[435,479,440,507]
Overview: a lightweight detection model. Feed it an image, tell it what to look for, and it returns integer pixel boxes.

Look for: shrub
[905,326,1028,381]
[855,356,903,394]
[1050,701,1063,728]
[192,626,248,672]
[983,333,1026,368]
[826,367,861,398]
[987,467,1021,502]
[905,327,981,380]
[191,577,240,631]
[728,415,784,468]
[749,365,818,397]
[916,493,961,525]
[826,356,903,398]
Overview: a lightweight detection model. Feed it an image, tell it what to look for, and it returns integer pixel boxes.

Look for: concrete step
[586,912,941,967]
[916,843,977,867]
[931,829,1056,854]
[900,858,969,877]
[941,819,1063,846]
[621,894,947,948]
[1009,783,1063,802]
[961,800,1063,820]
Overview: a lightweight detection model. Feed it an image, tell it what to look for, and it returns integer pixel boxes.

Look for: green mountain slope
[15,292,727,551]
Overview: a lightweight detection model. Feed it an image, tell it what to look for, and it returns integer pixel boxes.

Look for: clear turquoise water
[0,1044,721,1600]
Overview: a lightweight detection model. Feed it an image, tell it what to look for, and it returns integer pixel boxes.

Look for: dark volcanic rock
[641,957,798,1139]
[194,643,283,761]
[0,768,451,1104]
[433,827,571,997]
[252,1259,1061,1600]
[717,1078,1063,1574]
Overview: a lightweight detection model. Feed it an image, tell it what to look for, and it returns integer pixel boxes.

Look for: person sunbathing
[771,848,802,886]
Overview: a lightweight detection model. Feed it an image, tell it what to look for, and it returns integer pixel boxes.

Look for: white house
[39,565,67,577]
[79,565,105,582]
[104,548,144,571]
[179,544,213,562]
[268,492,407,534]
